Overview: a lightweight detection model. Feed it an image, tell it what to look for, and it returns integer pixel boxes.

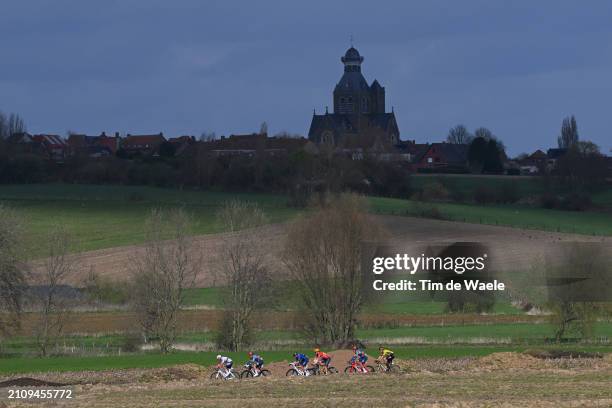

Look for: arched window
[321,131,334,145]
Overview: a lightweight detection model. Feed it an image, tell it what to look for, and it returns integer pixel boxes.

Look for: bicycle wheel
[286,369,300,376]
[210,371,222,380]
[344,366,357,374]
[240,370,253,379]
[328,366,339,374]
[260,369,271,377]
[366,365,375,373]
[388,364,401,374]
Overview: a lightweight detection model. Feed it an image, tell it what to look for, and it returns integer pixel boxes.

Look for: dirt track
[28,215,611,288]
[2,352,611,407]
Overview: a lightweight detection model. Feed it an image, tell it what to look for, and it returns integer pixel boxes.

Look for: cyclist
[313,348,331,374]
[377,346,395,371]
[216,354,233,378]
[350,345,368,372]
[293,352,311,376]
[248,351,264,376]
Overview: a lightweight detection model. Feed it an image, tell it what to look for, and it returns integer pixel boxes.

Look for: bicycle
[344,359,374,374]
[240,361,271,379]
[286,362,317,377]
[210,365,239,380]
[309,362,339,376]
[374,358,401,374]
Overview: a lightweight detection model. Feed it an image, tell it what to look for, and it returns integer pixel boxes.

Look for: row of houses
[6,131,193,161]
[6,130,594,175]
[3,130,479,172]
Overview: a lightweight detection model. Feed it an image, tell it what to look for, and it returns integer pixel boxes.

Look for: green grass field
[370,196,612,236]
[1,183,610,258]
[1,343,610,375]
[0,184,297,257]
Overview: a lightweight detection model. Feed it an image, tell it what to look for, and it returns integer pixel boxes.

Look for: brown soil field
[2,353,611,407]
[28,215,612,288]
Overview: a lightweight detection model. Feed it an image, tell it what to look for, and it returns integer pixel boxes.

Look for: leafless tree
[32,226,74,357]
[283,194,385,345]
[0,111,7,139]
[259,121,268,136]
[215,200,270,351]
[558,115,579,149]
[129,208,199,353]
[7,113,26,137]
[0,205,26,341]
[446,124,473,144]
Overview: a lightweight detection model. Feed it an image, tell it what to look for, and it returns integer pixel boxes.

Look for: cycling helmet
[314,348,320,353]
[248,351,253,357]
[216,354,222,359]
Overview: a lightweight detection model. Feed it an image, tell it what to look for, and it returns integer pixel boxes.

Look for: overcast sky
[1,0,611,156]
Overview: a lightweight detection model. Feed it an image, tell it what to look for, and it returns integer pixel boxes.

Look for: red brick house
[121,133,166,156]
[32,134,68,162]
[415,142,469,172]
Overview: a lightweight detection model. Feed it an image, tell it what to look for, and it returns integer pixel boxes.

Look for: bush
[497,182,519,204]
[559,193,591,211]
[473,185,494,204]
[418,182,450,202]
[120,333,143,352]
[215,312,253,352]
[539,192,559,209]
[411,202,445,220]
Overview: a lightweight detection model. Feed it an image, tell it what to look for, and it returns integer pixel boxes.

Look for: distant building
[199,133,310,157]
[31,134,68,162]
[308,46,400,152]
[415,143,469,172]
[67,132,121,157]
[121,133,166,156]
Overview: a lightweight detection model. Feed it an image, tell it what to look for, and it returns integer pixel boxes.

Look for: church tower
[308,45,400,148]
[333,47,370,115]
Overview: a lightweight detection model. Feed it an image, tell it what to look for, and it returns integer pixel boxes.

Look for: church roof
[335,71,369,91]
[342,47,362,62]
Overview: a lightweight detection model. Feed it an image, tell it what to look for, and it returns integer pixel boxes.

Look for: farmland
[0,181,611,407]
[0,181,610,260]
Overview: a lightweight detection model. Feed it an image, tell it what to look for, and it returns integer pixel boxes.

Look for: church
[308,46,400,151]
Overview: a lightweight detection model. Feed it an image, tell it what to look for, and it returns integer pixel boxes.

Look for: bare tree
[473,127,494,141]
[283,194,384,345]
[259,121,268,136]
[0,111,7,139]
[558,115,579,149]
[446,124,472,144]
[129,208,199,353]
[7,113,26,137]
[0,205,26,340]
[33,226,74,357]
[215,200,270,351]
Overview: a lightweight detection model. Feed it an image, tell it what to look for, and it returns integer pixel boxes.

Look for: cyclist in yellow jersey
[378,346,394,371]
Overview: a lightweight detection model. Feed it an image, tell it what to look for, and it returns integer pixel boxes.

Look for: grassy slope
[1,183,611,257]
[370,196,612,235]
[0,184,296,257]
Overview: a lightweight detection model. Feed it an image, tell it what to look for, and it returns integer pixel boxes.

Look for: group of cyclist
[215,345,394,378]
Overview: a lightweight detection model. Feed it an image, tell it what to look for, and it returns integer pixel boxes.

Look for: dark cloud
[1,0,611,155]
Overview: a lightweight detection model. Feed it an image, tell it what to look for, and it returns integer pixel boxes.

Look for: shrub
[559,193,591,211]
[473,185,494,204]
[497,182,519,204]
[420,182,450,202]
[120,333,143,352]
[539,192,559,209]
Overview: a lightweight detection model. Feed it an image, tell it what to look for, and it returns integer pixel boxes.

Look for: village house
[67,132,121,157]
[414,142,469,173]
[120,133,166,156]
